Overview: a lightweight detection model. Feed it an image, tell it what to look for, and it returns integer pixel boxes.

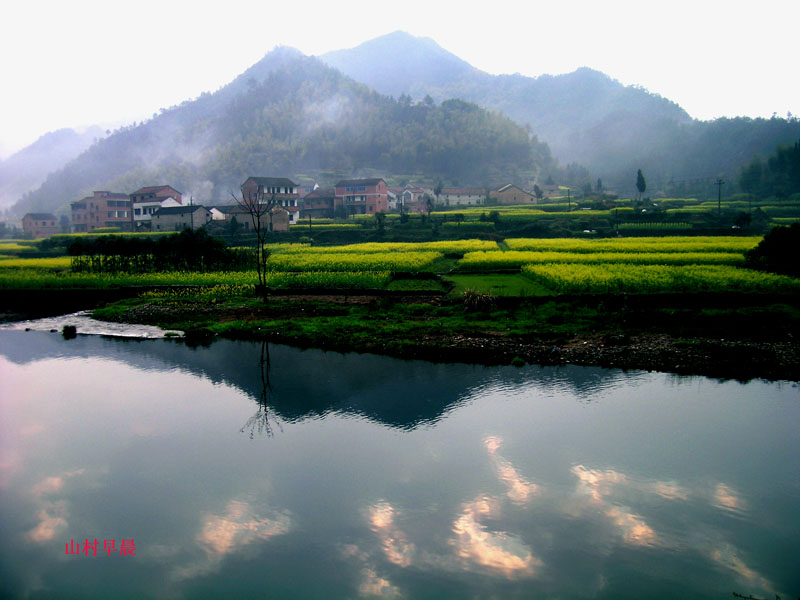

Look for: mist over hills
[0,127,104,210]
[321,31,800,194]
[11,47,549,217]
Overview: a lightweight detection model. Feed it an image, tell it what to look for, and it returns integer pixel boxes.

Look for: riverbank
[87,292,800,381]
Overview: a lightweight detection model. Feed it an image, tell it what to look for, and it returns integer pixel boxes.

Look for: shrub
[745,223,800,276]
[463,288,496,311]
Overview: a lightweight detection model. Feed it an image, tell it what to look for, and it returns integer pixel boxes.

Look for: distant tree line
[68,229,252,274]
[739,139,800,198]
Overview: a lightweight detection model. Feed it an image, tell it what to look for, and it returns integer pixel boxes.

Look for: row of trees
[739,139,800,198]
[68,229,251,273]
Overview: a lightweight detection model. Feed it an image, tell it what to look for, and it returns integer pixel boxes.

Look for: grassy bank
[88,288,800,381]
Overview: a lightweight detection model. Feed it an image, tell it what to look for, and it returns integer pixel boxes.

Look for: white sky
[1,0,797,158]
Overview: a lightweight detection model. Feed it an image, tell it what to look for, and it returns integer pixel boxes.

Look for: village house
[386,188,399,211]
[152,205,212,231]
[334,178,389,215]
[439,188,486,207]
[130,185,183,205]
[212,204,291,232]
[71,191,133,232]
[488,183,536,205]
[130,185,183,229]
[388,187,404,211]
[22,213,59,239]
[401,185,434,213]
[241,177,300,224]
[300,187,335,219]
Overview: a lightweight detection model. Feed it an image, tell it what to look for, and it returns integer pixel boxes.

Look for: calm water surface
[0,329,798,599]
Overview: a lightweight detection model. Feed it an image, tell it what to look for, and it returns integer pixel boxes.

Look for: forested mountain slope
[13,48,550,216]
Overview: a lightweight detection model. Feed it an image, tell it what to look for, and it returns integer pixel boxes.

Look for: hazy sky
[1,0,797,158]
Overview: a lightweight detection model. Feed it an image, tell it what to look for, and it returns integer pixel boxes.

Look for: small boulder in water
[62,325,77,339]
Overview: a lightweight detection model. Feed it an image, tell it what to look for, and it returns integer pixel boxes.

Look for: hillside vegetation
[13,50,550,217]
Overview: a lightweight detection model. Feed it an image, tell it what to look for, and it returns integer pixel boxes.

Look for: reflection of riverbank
[0,311,181,339]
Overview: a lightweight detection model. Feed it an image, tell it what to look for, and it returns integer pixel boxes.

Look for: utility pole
[714,179,724,218]
[190,195,194,230]
[567,189,571,212]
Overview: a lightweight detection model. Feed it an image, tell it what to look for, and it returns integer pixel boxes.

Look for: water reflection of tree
[240,341,282,438]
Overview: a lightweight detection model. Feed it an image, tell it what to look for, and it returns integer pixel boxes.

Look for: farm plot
[456,251,745,271]
[522,264,800,294]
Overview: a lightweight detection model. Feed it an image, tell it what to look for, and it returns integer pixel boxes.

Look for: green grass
[444,274,553,297]
[385,278,450,292]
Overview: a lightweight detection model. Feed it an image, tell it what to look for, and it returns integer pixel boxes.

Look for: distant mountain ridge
[321,31,800,192]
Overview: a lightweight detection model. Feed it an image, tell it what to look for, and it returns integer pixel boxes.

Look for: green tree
[746,223,800,276]
[374,211,386,235]
[636,169,647,200]
[434,180,443,206]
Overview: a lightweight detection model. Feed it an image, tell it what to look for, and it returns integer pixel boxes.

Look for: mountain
[321,32,800,194]
[321,30,488,100]
[12,48,550,217]
[0,127,105,209]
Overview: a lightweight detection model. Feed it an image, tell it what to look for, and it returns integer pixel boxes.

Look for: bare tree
[232,186,277,294]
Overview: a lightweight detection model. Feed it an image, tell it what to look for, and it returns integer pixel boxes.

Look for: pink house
[334,178,388,215]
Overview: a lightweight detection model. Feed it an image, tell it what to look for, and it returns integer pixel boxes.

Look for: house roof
[24,212,56,220]
[86,191,129,200]
[211,204,239,214]
[335,178,385,187]
[154,206,207,216]
[494,184,531,194]
[243,177,298,188]
[304,187,335,199]
[131,185,182,196]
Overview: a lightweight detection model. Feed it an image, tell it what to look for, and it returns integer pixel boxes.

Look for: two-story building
[71,191,133,232]
[300,187,335,219]
[130,185,183,229]
[241,177,300,224]
[334,178,388,215]
[22,213,59,238]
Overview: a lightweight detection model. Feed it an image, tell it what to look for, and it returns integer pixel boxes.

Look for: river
[0,326,797,599]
